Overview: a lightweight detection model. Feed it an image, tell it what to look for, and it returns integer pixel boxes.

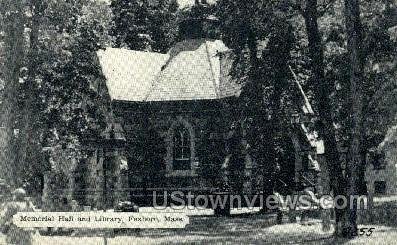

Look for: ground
[1,206,397,245]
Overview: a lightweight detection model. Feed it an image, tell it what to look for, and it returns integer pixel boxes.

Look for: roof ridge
[143,40,198,102]
[204,41,220,99]
[143,50,175,102]
[144,56,170,102]
[145,40,219,102]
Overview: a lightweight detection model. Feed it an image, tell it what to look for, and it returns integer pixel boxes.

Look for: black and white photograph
[0,0,397,244]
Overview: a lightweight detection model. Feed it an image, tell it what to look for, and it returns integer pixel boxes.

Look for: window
[173,125,191,170]
[166,118,196,176]
[374,181,386,195]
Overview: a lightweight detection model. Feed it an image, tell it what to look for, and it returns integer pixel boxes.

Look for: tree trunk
[0,1,26,187]
[17,0,42,186]
[343,0,365,238]
[302,0,347,236]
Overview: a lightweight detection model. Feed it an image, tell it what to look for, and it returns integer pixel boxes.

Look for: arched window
[173,125,191,170]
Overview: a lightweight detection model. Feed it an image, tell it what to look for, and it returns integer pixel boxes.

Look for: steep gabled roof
[97,39,239,102]
[97,48,169,101]
[145,39,229,101]
[97,39,315,111]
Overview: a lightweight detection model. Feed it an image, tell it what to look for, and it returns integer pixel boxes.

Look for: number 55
[359,227,375,236]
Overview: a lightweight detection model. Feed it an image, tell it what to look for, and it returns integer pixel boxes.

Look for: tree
[37,0,112,153]
[300,0,346,236]
[125,113,167,195]
[0,0,26,187]
[216,0,270,199]
[216,1,296,204]
[292,0,397,237]
[343,0,365,237]
[16,0,47,192]
[110,0,179,53]
[0,0,114,194]
[360,0,397,192]
[197,116,227,189]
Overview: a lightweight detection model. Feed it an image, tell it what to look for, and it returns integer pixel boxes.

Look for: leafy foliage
[126,115,167,189]
[319,0,397,151]
[110,0,179,53]
[0,0,114,191]
[196,118,227,188]
[215,0,299,196]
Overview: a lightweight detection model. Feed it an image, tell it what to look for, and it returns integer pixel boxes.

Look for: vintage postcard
[1,0,397,244]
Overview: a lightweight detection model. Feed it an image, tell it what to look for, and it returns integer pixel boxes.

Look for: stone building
[56,37,325,210]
